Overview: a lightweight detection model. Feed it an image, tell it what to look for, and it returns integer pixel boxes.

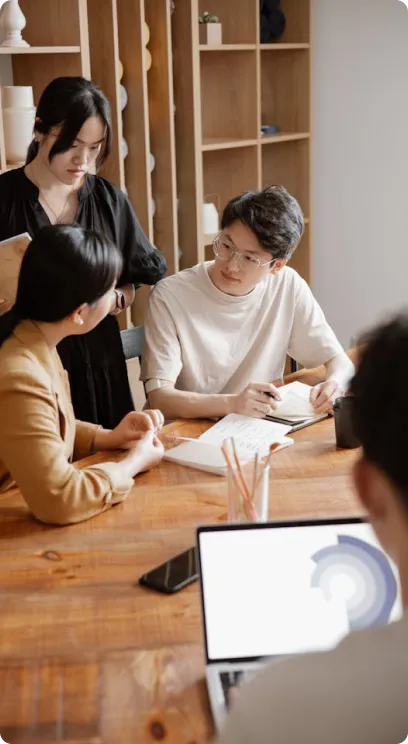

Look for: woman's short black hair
[221,185,304,261]
[0,225,122,347]
[26,76,111,168]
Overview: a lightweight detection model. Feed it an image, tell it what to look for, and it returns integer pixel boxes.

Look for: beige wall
[312,0,408,346]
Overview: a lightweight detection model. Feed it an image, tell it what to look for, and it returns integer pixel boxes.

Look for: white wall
[312,0,408,347]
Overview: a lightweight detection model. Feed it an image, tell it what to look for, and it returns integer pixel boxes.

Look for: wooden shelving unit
[172,0,312,283]
[0,0,90,175]
[87,0,178,326]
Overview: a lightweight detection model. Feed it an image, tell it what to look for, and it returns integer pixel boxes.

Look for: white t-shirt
[141,262,343,393]
[217,613,408,744]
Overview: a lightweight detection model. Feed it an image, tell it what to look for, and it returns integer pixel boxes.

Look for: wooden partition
[87,0,178,326]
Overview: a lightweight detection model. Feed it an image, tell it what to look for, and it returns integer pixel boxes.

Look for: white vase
[1,85,34,109]
[3,107,36,163]
[0,0,30,47]
[122,138,128,159]
[203,202,219,234]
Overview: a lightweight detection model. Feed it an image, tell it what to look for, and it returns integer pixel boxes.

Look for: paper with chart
[0,233,31,313]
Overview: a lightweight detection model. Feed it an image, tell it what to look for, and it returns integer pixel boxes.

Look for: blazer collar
[12,320,68,402]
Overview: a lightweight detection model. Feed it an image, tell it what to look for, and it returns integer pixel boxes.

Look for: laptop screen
[197,519,402,663]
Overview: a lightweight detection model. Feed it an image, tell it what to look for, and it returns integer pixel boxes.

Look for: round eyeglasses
[212,234,275,271]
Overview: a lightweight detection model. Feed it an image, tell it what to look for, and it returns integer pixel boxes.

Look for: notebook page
[199,414,291,459]
[273,381,316,420]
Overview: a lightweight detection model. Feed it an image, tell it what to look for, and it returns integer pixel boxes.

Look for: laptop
[196,518,402,731]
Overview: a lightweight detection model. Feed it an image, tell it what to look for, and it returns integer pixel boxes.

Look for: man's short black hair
[351,312,408,510]
[221,185,304,261]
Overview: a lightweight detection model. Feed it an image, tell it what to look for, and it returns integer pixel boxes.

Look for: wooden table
[0,418,361,743]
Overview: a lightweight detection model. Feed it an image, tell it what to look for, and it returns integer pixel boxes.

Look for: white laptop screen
[198,520,402,663]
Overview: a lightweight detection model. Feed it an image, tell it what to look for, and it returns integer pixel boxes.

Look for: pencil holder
[227,459,269,524]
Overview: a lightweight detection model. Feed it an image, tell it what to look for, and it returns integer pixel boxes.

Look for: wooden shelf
[0,46,81,54]
[173,0,312,281]
[261,132,310,145]
[199,44,257,51]
[0,0,90,173]
[262,137,310,216]
[260,43,310,51]
[202,137,258,151]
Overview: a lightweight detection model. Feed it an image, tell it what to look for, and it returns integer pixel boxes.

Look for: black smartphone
[139,547,198,594]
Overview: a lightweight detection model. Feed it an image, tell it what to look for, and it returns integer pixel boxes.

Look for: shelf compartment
[203,144,258,224]
[262,138,310,218]
[198,0,258,44]
[19,0,85,47]
[202,137,258,151]
[11,53,84,103]
[201,50,258,142]
[261,49,309,134]
[277,0,310,44]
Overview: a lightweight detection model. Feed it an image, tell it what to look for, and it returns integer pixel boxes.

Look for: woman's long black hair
[26,76,112,168]
[0,225,122,347]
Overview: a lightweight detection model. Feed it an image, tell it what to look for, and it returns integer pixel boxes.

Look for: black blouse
[0,168,167,428]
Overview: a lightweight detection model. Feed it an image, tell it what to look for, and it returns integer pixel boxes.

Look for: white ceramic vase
[0,0,30,47]
[3,107,36,163]
[2,85,34,108]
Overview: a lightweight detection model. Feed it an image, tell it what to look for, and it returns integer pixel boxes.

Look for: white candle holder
[0,0,30,48]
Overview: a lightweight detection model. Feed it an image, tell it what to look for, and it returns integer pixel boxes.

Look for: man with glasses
[141,186,353,420]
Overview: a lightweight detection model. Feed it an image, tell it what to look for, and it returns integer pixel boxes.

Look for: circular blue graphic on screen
[310,535,398,631]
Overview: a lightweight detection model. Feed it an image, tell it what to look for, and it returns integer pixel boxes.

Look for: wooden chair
[284,348,358,386]
[120,326,144,362]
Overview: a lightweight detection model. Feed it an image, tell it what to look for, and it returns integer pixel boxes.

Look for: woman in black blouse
[0,77,166,429]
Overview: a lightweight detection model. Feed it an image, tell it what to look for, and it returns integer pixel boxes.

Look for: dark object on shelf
[261,124,280,135]
[260,0,286,43]
[333,397,361,450]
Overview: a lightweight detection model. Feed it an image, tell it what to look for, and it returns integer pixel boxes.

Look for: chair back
[121,326,144,361]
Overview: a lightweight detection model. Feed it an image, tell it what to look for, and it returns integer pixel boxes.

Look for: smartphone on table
[139,546,198,594]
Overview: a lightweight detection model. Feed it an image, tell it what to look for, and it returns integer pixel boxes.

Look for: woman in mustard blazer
[0,225,164,525]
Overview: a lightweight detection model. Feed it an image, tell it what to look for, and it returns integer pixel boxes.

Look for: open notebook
[265,381,328,431]
[0,233,31,313]
[164,414,293,476]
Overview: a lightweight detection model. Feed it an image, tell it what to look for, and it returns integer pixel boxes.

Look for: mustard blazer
[0,320,133,525]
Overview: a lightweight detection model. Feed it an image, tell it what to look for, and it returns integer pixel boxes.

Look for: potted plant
[199,11,222,45]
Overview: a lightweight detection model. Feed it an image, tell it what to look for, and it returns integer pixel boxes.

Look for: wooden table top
[0,418,361,744]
